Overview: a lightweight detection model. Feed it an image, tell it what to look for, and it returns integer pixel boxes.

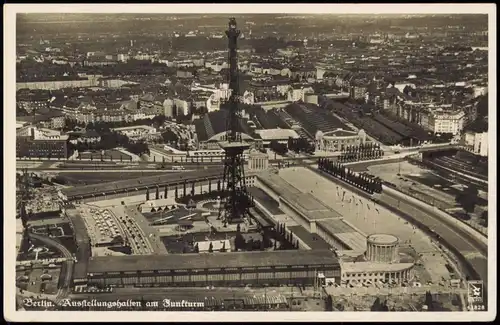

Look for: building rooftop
[284,103,351,136]
[317,218,367,252]
[258,172,342,221]
[87,249,339,274]
[341,261,414,274]
[194,109,254,142]
[367,234,399,245]
[248,187,284,215]
[323,129,359,138]
[284,193,332,219]
[257,172,301,197]
[111,125,156,132]
[256,128,300,141]
[288,225,332,250]
[65,208,90,280]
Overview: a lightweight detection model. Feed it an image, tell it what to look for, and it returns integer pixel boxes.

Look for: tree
[481,210,488,227]
[234,233,245,251]
[187,199,196,210]
[261,232,270,248]
[146,189,150,201]
[456,185,479,216]
[208,242,213,253]
[259,238,266,250]
[325,295,333,311]
[371,297,382,311]
[425,291,434,311]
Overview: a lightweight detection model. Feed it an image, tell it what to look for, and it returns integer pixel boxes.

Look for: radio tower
[217,18,253,227]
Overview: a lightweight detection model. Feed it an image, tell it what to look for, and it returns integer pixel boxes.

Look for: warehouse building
[193,109,260,150]
[86,250,341,288]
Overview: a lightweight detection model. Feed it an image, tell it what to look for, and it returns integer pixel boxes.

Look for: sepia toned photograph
[4,3,496,322]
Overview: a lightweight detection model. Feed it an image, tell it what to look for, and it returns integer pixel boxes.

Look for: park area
[16,267,61,295]
[17,237,64,262]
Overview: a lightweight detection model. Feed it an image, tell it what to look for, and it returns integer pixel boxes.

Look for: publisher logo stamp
[467,280,485,311]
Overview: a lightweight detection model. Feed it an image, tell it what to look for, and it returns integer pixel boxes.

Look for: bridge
[15,150,440,173]
[16,143,459,166]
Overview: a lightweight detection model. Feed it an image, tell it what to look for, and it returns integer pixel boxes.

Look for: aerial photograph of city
[7,4,494,321]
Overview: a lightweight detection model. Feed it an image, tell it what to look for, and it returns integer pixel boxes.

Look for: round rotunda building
[366,234,399,264]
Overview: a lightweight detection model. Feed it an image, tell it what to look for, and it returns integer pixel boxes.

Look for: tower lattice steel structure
[217,18,253,226]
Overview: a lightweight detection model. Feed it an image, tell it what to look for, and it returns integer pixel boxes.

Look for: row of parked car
[73,286,113,294]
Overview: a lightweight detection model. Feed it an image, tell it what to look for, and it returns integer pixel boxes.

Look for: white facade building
[463,131,488,157]
[429,110,465,135]
[287,86,314,102]
[173,98,191,116]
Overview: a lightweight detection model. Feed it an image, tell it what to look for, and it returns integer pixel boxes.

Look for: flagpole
[365,203,368,223]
